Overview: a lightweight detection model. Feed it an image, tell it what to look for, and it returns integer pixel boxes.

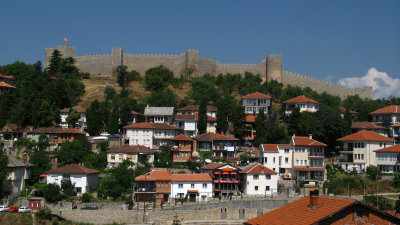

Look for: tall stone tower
[44,46,76,68]
[112,47,123,76]
[185,49,199,77]
[266,55,282,82]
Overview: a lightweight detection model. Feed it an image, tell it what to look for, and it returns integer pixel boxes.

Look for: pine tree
[87,100,103,135]
[47,49,62,74]
[254,109,267,147]
[197,100,207,134]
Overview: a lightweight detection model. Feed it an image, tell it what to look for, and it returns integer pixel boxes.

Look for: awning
[39,174,47,178]
[222,172,229,175]
[230,172,237,175]
[188,190,198,193]
[214,171,220,174]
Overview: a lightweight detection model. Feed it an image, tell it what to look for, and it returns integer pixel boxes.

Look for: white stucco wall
[171,181,213,201]
[46,173,98,194]
[243,173,278,196]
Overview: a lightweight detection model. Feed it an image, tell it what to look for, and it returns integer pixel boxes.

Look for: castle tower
[185,49,199,77]
[44,45,76,68]
[112,47,123,76]
[266,55,282,82]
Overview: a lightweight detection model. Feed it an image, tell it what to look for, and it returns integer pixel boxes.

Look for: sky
[0,0,399,98]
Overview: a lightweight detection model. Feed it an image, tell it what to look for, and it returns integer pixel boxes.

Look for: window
[111,154,115,160]
[191,184,195,188]
[284,149,289,153]
[255,186,258,191]
[304,160,308,165]
[300,160,303,165]
[285,157,289,163]
[203,183,207,188]
[264,157,267,163]
[157,182,160,188]
[166,183,168,188]
[296,160,299,165]
[161,183,164,188]
[178,184,183,188]
[266,174,271,180]
[119,154,124,160]
[253,175,259,180]
[266,186,270,191]
[273,157,276,163]
[361,154,364,160]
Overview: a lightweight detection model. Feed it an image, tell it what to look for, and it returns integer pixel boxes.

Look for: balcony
[309,152,324,158]
[135,187,155,193]
[339,148,354,154]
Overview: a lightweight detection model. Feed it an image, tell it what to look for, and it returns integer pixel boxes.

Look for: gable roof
[338,106,357,114]
[245,115,256,123]
[337,130,395,142]
[241,163,277,174]
[201,162,227,170]
[174,113,217,122]
[293,136,327,147]
[374,144,400,153]
[170,134,193,142]
[176,105,218,112]
[284,96,320,104]
[60,105,86,113]
[171,173,212,182]
[46,164,99,174]
[8,156,33,167]
[261,144,279,152]
[107,144,156,153]
[241,92,271,99]
[56,128,86,135]
[28,127,85,135]
[131,111,143,116]
[351,121,388,130]
[370,105,400,114]
[135,170,172,181]
[192,132,238,142]
[123,122,181,130]
[144,106,174,116]
[0,81,16,88]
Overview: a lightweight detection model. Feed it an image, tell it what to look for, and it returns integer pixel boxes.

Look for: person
[181,216,184,222]
[59,208,62,216]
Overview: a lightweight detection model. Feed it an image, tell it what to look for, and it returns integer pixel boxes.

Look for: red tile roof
[338,106,357,114]
[351,121,387,130]
[261,144,279,152]
[123,122,181,130]
[201,163,227,170]
[241,92,271,99]
[241,163,277,174]
[245,115,256,123]
[107,145,156,153]
[174,113,217,121]
[0,81,16,88]
[374,144,400,153]
[293,136,327,147]
[284,96,320,104]
[60,106,86,113]
[170,134,193,142]
[176,105,218,112]
[244,196,355,225]
[337,130,395,142]
[171,173,212,182]
[131,111,143,116]
[370,105,400,114]
[135,170,172,181]
[294,166,325,171]
[192,132,238,142]
[392,123,400,127]
[56,128,86,135]
[46,164,99,174]
[29,127,85,135]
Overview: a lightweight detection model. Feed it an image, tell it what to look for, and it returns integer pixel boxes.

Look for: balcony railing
[309,152,324,157]
[135,187,155,192]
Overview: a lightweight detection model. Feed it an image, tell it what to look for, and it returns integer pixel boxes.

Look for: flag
[63,37,69,42]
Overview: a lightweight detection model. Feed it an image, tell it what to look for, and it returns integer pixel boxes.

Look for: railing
[339,159,353,163]
[309,153,324,157]
[135,187,155,192]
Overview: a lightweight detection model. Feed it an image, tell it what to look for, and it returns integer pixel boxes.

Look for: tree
[145,65,174,83]
[190,78,217,104]
[109,106,119,134]
[366,165,382,180]
[83,152,107,171]
[154,145,172,168]
[147,88,177,107]
[61,179,76,198]
[254,109,267,147]
[0,150,9,198]
[266,125,289,144]
[29,149,51,184]
[57,140,91,165]
[47,49,63,74]
[197,100,207,134]
[117,65,129,88]
[144,73,164,91]
[396,196,400,214]
[87,100,103,135]
[66,108,80,128]
[239,154,250,164]
[238,72,263,95]
[231,103,247,141]
[104,86,117,101]
[42,183,62,203]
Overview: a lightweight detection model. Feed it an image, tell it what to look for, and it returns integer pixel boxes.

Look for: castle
[45,46,373,99]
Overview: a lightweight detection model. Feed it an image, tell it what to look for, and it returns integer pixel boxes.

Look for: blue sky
[0,1,399,96]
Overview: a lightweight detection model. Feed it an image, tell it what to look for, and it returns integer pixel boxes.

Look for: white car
[18,207,31,213]
[0,206,8,212]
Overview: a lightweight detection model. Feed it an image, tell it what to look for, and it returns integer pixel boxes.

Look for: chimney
[309,134,312,140]
[309,189,319,208]
[151,164,155,171]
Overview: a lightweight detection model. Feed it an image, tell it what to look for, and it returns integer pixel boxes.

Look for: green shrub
[364,195,394,210]
[36,207,52,220]
[81,193,92,203]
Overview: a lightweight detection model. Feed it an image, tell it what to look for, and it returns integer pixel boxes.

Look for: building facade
[374,145,400,173]
[193,133,238,159]
[241,163,278,196]
[260,144,293,179]
[106,145,155,168]
[144,106,174,124]
[241,92,271,115]
[59,106,87,130]
[135,170,172,204]
[170,174,213,202]
[284,96,320,115]
[370,105,400,127]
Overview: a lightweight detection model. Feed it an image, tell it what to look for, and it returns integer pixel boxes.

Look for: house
[351,121,389,137]
[241,163,278,196]
[59,106,87,130]
[0,81,16,95]
[175,105,217,118]
[244,189,400,225]
[241,92,271,114]
[259,144,293,179]
[374,144,400,173]
[284,95,320,115]
[123,122,181,150]
[291,134,326,183]
[338,130,396,172]
[129,111,143,125]
[134,170,172,204]
[46,164,99,194]
[370,105,400,127]
[338,106,358,119]
[244,115,256,144]
[170,173,213,202]
[144,106,174,124]
[192,132,238,159]
[391,123,400,141]
[0,128,24,151]
[200,163,240,197]
[7,156,33,195]
[170,135,195,163]
[106,145,156,168]
[27,127,86,150]
[174,113,217,137]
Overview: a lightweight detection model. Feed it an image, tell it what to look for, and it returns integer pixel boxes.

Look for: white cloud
[338,68,400,99]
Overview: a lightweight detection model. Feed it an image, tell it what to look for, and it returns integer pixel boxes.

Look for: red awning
[222,172,229,175]
[188,190,198,193]
[230,172,237,175]
[39,174,47,178]
[214,171,220,174]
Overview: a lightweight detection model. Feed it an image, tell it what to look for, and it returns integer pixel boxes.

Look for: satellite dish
[205,159,212,163]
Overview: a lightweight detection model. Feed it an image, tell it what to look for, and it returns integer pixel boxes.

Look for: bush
[393,173,400,188]
[364,195,394,210]
[366,165,382,180]
[42,183,62,203]
[35,207,52,220]
[81,193,92,203]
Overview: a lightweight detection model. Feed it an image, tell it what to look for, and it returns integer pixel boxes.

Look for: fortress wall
[123,54,186,77]
[198,57,218,76]
[75,55,113,76]
[216,63,261,77]
[282,70,373,99]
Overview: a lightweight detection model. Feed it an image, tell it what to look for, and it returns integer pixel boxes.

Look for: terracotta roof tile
[392,123,400,127]
[0,81,16,88]
[338,106,357,114]
[135,170,172,181]
[60,106,86,113]
[245,115,256,123]
[241,163,277,174]
[56,128,86,135]
[46,164,99,174]
[176,105,218,112]
[171,173,212,182]
[338,130,395,142]
[123,122,181,130]
[241,92,271,99]
[192,132,238,142]
[374,144,400,153]
[244,196,355,225]
[293,136,327,147]
[170,134,193,142]
[29,127,85,135]
[370,105,400,114]
[107,145,156,153]
[201,163,227,170]
[351,121,387,130]
[261,144,279,152]
[294,166,325,171]
[131,111,143,116]
[174,113,216,121]
[284,96,320,104]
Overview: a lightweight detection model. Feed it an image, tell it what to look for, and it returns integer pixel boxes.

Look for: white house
[174,114,217,137]
[391,123,400,140]
[284,96,320,115]
[46,164,99,194]
[370,105,400,126]
[170,173,213,202]
[7,156,33,195]
[241,92,271,114]
[241,163,278,196]
[351,121,389,137]
[175,105,218,118]
[374,145,400,173]
[144,106,174,124]
[107,144,155,168]
[338,130,396,172]
[59,106,87,130]
[260,144,293,179]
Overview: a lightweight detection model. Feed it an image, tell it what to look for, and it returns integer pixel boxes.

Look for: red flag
[63,37,69,42]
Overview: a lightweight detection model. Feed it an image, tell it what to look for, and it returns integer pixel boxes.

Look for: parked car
[0,205,8,212]
[7,206,18,212]
[18,207,31,213]
[81,205,98,210]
